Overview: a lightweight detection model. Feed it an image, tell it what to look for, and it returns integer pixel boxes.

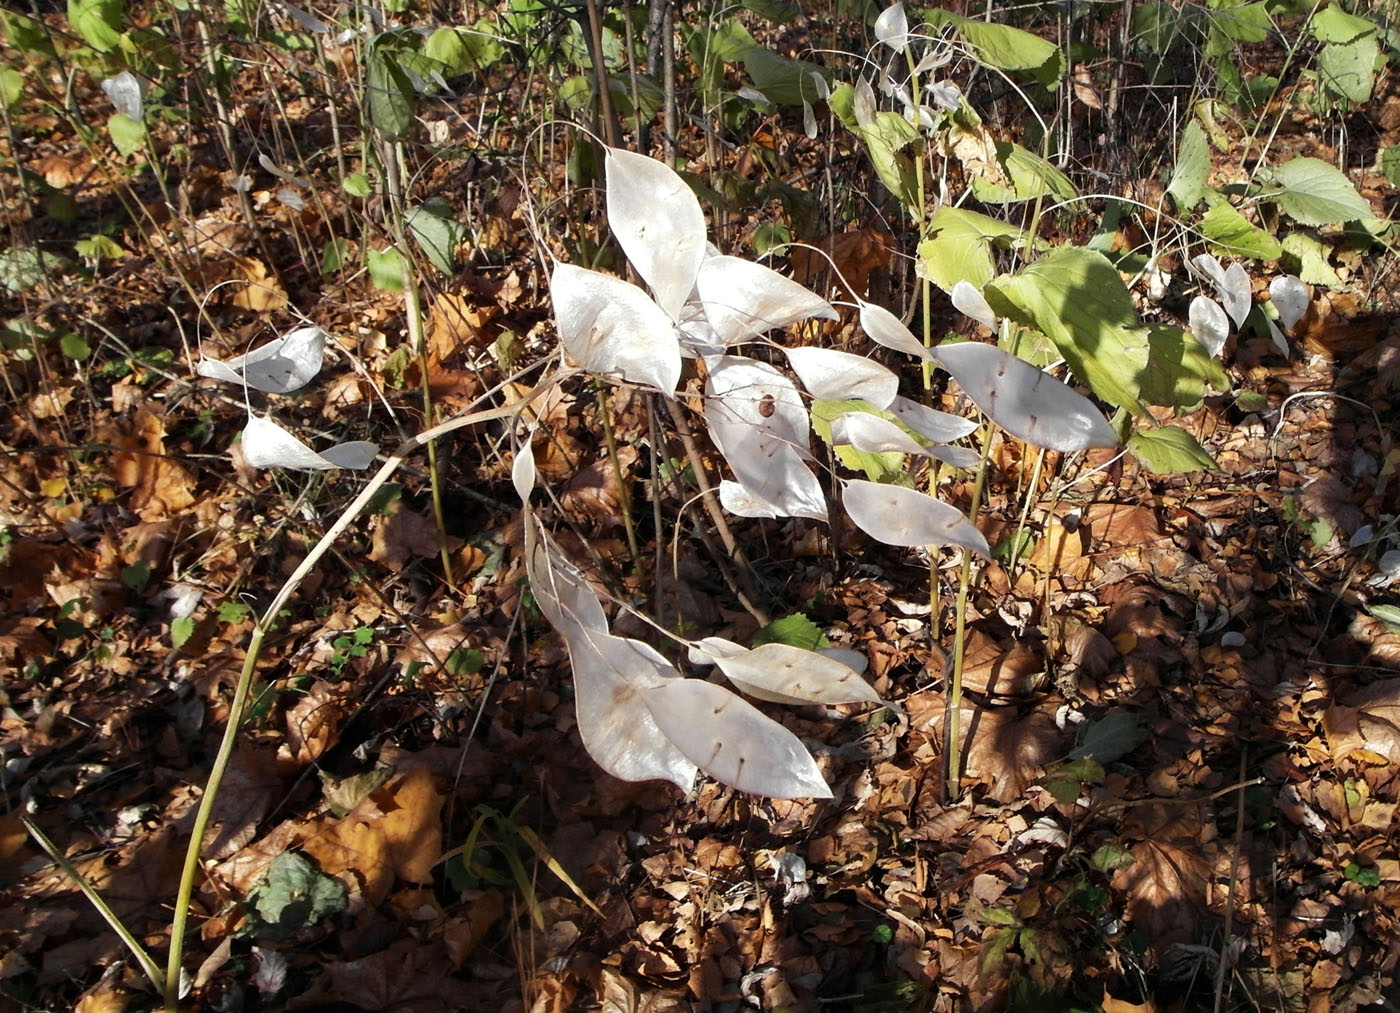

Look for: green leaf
[1317,36,1379,103]
[751,222,791,256]
[405,198,465,274]
[242,851,348,939]
[1205,0,1271,48]
[120,560,151,591]
[218,600,251,624]
[1268,156,1374,225]
[60,331,91,361]
[446,647,485,677]
[741,0,801,22]
[171,615,195,648]
[1281,232,1341,287]
[0,68,23,109]
[811,399,909,483]
[1039,756,1104,804]
[424,24,504,75]
[107,113,146,157]
[1,11,57,57]
[917,206,1026,293]
[1141,324,1229,408]
[922,9,1065,87]
[320,238,349,276]
[855,113,920,212]
[1382,146,1400,188]
[1127,426,1222,473]
[709,18,830,105]
[342,172,371,198]
[1199,198,1283,259]
[368,246,406,291]
[1167,120,1209,213]
[75,234,125,262]
[0,246,62,292]
[1311,3,1376,43]
[366,37,419,141]
[751,613,831,651]
[969,142,1079,205]
[1069,710,1149,763]
[1090,842,1136,873]
[984,246,1150,415]
[68,0,124,52]
[1367,604,1400,634]
[1343,861,1381,887]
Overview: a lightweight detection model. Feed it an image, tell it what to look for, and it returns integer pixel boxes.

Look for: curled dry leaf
[841,479,989,555]
[239,414,377,471]
[934,341,1118,451]
[874,2,909,51]
[859,299,936,361]
[604,147,707,321]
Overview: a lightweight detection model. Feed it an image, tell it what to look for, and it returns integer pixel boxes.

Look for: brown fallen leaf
[1323,678,1400,766]
[228,256,289,312]
[107,409,197,521]
[908,690,1065,803]
[369,507,459,573]
[279,681,348,768]
[1111,803,1214,952]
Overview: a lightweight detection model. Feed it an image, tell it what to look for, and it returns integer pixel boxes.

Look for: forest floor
[4,2,1400,1011]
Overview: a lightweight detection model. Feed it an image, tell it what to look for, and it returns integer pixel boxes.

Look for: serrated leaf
[342,172,371,198]
[695,254,835,345]
[1167,121,1209,212]
[239,415,377,471]
[753,614,831,650]
[983,246,1150,416]
[551,263,681,394]
[841,478,989,554]
[1270,275,1310,329]
[1199,198,1284,260]
[1188,295,1230,358]
[171,615,195,648]
[1317,35,1378,103]
[1126,426,1221,473]
[197,326,326,393]
[922,9,1064,87]
[970,142,1079,205]
[605,148,707,321]
[784,346,898,406]
[1269,156,1374,226]
[934,341,1119,450]
[640,678,832,798]
[1281,233,1340,288]
[709,642,880,705]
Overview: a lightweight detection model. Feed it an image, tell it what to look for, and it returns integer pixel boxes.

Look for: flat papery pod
[783,346,898,407]
[695,255,836,346]
[887,395,977,443]
[511,439,537,501]
[951,280,998,330]
[711,642,881,705]
[1192,253,1251,328]
[874,2,909,51]
[1270,275,1309,330]
[1188,295,1230,359]
[567,627,698,790]
[676,301,724,358]
[859,299,935,361]
[526,534,608,638]
[688,636,747,666]
[605,148,707,322]
[818,647,868,676]
[830,411,929,457]
[198,326,326,393]
[240,415,377,470]
[933,342,1118,451]
[1266,317,1290,357]
[551,262,681,394]
[640,678,832,798]
[841,478,989,555]
[926,444,981,468]
[706,355,820,510]
[718,476,826,520]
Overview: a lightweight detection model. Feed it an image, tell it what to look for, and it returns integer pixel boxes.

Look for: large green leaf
[710,18,830,105]
[1127,426,1221,473]
[1311,3,1376,43]
[922,9,1065,87]
[983,246,1150,415]
[1140,324,1229,408]
[68,0,123,52]
[1199,197,1283,259]
[917,207,1026,293]
[405,199,466,274]
[366,37,419,140]
[811,399,907,483]
[1268,156,1374,225]
[969,142,1079,205]
[1317,36,1379,103]
[425,24,504,75]
[1167,120,1209,212]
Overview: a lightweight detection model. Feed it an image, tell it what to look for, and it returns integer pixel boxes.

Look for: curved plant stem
[163,374,558,1012]
[596,381,642,573]
[945,428,992,800]
[24,816,166,995]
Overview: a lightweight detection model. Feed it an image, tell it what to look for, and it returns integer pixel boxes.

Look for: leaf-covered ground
[4,2,1400,1011]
